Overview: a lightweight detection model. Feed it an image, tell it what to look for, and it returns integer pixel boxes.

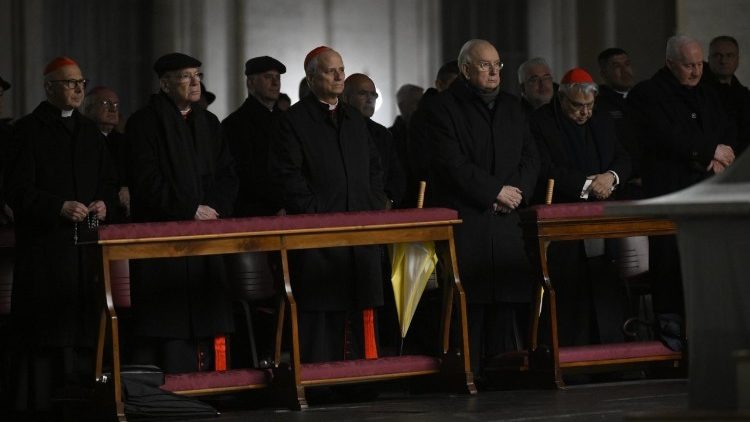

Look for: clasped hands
[707,144,735,174]
[494,185,523,214]
[60,200,106,222]
[195,204,219,220]
[587,172,616,200]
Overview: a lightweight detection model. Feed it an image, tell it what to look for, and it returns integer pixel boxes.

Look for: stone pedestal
[607,152,750,411]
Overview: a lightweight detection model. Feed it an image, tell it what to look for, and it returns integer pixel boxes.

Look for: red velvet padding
[300,355,440,382]
[559,341,679,364]
[526,203,607,221]
[98,208,459,241]
[110,260,131,308]
[161,368,269,392]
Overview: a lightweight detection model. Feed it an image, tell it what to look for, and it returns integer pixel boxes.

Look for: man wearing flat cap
[125,52,238,373]
[269,46,386,363]
[5,56,118,413]
[222,55,286,217]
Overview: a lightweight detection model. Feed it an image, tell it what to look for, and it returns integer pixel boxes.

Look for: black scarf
[149,92,214,209]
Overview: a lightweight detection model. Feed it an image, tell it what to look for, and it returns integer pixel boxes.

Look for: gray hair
[558,81,599,98]
[666,35,700,61]
[396,84,423,104]
[517,57,551,85]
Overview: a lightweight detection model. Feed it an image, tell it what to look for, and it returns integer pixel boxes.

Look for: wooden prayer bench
[497,202,683,388]
[95,208,475,421]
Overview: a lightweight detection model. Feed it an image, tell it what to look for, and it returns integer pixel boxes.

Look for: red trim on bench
[162,368,269,393]
[300,355,440,382]
[98,208,459,241]
[559,341,679,364]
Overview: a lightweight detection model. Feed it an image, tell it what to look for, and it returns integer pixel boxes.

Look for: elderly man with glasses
[4,56,119,415]
[529,67,631,349]
[424,39,540,381]
[125,52,238,373]
[83,86,131,218]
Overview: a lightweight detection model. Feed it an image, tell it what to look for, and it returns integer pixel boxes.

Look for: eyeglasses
[50,79,88,89]
[564,96,595,112]
[356,90,378,99]
[173,72,203,83]
[526,75,553,85]
[475,60,503,72]
[100,100,120,112]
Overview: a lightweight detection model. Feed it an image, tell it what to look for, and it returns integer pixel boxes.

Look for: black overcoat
[366,118,405,207]
[221,95,284,217]
[425,79,540,304]
[269,95,386,311]
[530,99,631,203]
[628,67,735,198]
[6,101,119,347]
[125,92,238,339]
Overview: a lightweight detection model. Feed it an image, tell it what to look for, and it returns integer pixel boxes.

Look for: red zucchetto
[43,56,79,76]
[560,67,594,85]
[304,46,331,71]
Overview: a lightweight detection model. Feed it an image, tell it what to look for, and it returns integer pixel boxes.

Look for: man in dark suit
[126,53,238,373]
[222,55,287,217]
[425,39,540,377]
[595,48,642,198]
[6,56,118,413]
[628,35,735,331]
[530,67,631,346]
[83,86,130,218]
[269,46,386,363]
[342,73,405,207]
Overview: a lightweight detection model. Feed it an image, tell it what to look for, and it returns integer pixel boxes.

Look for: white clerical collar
[179,107,192,116]
[616,89,629,98]
[319,98,338,111]
[61,109,74,118]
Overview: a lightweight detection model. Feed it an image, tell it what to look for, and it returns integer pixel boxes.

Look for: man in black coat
[530,67,631,346]
[628,35,736,327]
[83,86,131,219]
[425,39,539,376]
[704,35,750,155]
[222,56,287,217]
[269,46,386,363]
[6,56,119,412]
[126,53,238,373]
[342,73,405,207]
[596,48,643,198]
[405,60,459,208]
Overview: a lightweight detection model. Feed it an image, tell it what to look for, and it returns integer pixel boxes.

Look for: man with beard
[125,53,238,373]
[425,39,539,379]
[6,56,118,414]
[269,46,386,363]
[518,57,556,112]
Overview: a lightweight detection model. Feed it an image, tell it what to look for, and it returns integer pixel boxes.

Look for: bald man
[84,86,130,217]
[342,73,405,207]
[269,47,386,363]
[6,56,118,412]
[425,39,539,378]
[628,35,736,331]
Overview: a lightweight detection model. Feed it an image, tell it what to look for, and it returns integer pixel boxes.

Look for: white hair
[517,57,551,85]
[457,39,489,67]
[666,35,700,61]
